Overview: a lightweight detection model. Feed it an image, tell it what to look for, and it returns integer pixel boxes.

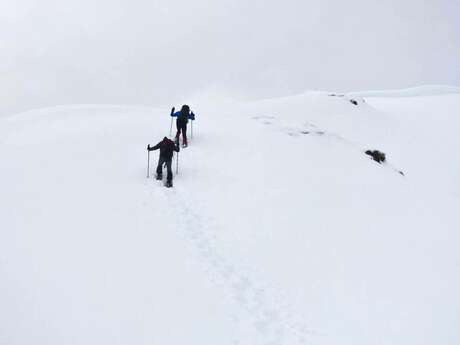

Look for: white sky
[1,0,459,116]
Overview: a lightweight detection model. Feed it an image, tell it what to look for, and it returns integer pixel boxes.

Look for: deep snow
[1,90,459,345]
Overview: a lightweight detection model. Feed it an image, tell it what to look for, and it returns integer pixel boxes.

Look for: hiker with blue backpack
[171,104,195,148]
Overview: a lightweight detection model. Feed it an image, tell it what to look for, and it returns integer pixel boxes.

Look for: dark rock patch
[349,99,359,105]
[365,150,386,163]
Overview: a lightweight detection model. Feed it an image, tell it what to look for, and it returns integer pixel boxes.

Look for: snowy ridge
[347,84,460,97]
[1,93,459,345]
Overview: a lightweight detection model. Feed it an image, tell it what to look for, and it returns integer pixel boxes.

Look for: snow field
[1,91,459,345]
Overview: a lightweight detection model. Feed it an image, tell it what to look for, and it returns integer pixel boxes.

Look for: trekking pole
[176,151,179,174]
[191,120,193,139]
[147,149,150,178]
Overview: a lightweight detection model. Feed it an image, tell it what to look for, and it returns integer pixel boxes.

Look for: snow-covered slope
[1,92,459,345]
[347,84,460,97]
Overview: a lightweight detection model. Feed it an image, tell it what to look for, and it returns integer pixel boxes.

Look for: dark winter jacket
[148,137,179,160]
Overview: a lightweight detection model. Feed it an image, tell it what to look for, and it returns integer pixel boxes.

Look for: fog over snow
[1,0,459,116]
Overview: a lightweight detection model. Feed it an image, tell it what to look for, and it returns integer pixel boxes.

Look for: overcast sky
[1,0,459,116]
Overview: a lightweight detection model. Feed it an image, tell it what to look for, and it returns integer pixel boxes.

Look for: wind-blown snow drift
[1,92,459,345]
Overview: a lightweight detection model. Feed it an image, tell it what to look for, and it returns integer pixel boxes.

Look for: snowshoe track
[163,190,315,345]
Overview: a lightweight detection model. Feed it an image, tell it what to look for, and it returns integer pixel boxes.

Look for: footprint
[252,115,275,120]
[304,122,317,128]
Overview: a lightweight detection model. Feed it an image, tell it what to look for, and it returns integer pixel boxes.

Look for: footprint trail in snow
[156,187,315,345]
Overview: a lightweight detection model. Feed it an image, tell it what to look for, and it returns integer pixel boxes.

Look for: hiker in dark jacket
[171,104,195,147]
[147,137,179,187]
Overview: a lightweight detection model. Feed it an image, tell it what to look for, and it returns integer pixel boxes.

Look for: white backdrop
[1,0,459,116]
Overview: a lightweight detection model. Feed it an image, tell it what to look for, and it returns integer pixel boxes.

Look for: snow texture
[1,90,459,345]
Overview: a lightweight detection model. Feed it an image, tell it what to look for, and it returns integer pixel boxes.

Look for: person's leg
[182,124,188,146]
[166,159,173,182]
[156,156,164,178]
[175,122,181,142]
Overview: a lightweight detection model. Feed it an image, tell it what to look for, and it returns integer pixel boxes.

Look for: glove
[147,144,150,150]
[190,112,195,120]
[170,107,175,116]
